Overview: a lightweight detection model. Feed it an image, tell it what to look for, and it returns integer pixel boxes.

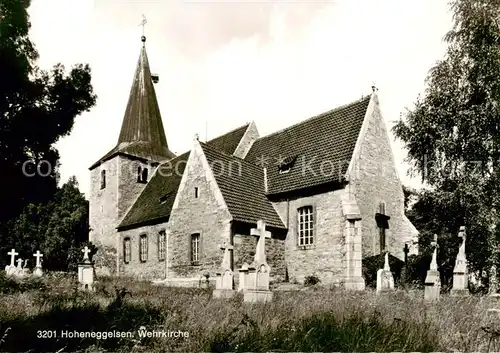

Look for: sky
[27,0,453,199]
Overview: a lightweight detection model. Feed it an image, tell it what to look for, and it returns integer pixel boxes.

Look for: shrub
[304,274,320,286]
[362,253,404,288]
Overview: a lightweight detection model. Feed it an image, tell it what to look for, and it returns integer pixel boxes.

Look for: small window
[100,170,106,189]
[138,166,148,183]
[297,206,314,246]
[194,187,199,198]
[137,166,142,182]
[123,238,131,264]
[278,155,297,174]
[190,233,200,264]
[158,231,166,261]
[139,234,148,262]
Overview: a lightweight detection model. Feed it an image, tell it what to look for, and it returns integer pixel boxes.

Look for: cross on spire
[139,14,147,43]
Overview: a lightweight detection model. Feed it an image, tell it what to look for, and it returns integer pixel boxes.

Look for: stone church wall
[167,145,233,279]
[118,222,168,280]
[233,231,286,284]
[350,96,415,260]
[272,189,345,285]
[89,158,119,250]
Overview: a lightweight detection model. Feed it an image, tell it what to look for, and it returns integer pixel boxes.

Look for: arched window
[137,166,142,182]
[123,237,131,264]
[158,231,166,261]
[297,206,314,246]
[190,233,200,264]
[100,170,106,189]
[139,234,148,262]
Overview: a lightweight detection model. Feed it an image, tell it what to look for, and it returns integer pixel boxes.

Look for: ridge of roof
[255,95,371,141]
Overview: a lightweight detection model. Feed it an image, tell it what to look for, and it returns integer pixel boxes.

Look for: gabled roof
[117,124,250,230]
[90,37,175,170]
[244,96,371,195]
[200,143,286,229]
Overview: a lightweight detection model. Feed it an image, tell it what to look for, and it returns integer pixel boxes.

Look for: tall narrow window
[137,166,142,182]
[139,234,148,262]
[123,238,131,264]
[141,168,148,183]
[191,233,200,264]
[158,231,166,261]
[297,206,314,246]
[194,187,199,198]
[100,170,106,189]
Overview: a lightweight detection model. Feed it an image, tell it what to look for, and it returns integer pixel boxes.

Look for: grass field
[0,273,499,352]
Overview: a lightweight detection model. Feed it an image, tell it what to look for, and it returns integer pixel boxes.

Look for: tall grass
[0,273,499,352]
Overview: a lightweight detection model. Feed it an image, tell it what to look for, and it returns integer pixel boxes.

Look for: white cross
[33,250,43,268]
[7,249,18,267]
[250,220,271,265]
[82,246,91,261]
[16,258,23,268]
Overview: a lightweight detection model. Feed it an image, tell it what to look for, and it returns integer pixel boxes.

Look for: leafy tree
[0,0,96,227]
[0,0,96,262]
[9,177,89,271]
[393,0,500,287]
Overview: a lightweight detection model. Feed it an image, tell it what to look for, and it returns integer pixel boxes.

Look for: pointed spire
[116,36,175,161]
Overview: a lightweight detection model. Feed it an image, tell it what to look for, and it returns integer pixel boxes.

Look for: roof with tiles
[90,37,175,170]
[118,124,250,229]
[200,143,286,229]
[244,96,371,195]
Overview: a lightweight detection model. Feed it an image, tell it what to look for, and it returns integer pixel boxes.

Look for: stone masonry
[348,94,417,260]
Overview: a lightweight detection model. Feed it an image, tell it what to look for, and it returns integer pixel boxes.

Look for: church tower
[88,35,176,274]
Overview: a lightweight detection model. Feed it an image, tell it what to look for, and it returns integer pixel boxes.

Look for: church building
[88,36,419,286]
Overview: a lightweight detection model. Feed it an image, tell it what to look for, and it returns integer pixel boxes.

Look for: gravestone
[78,246,94,291]
[451,226,469,296]
[376,252,394,294]
[401,243,410,286]
[213,240,236,299]
[242,220,273,303]
[21,259,31,277]
[5,249,18,277]
[33,250,44,277]
[424,234,441,301]
[238,263,249,292]
[14,258,24,279]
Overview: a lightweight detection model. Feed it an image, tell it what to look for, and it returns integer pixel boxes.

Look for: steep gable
[245,96,371,195]
[118,124,250,230]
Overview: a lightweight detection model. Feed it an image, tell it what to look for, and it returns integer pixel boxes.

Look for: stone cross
[82,246,91,262]
[33,251,43,268]
[403,243,410,264]
[16,258,23,269]
[383,252,391,271]
[7,249,18,267]
[430,234,438,271]
[250,220,271,265]
[219,240,233,270]
[458,226,466,258]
